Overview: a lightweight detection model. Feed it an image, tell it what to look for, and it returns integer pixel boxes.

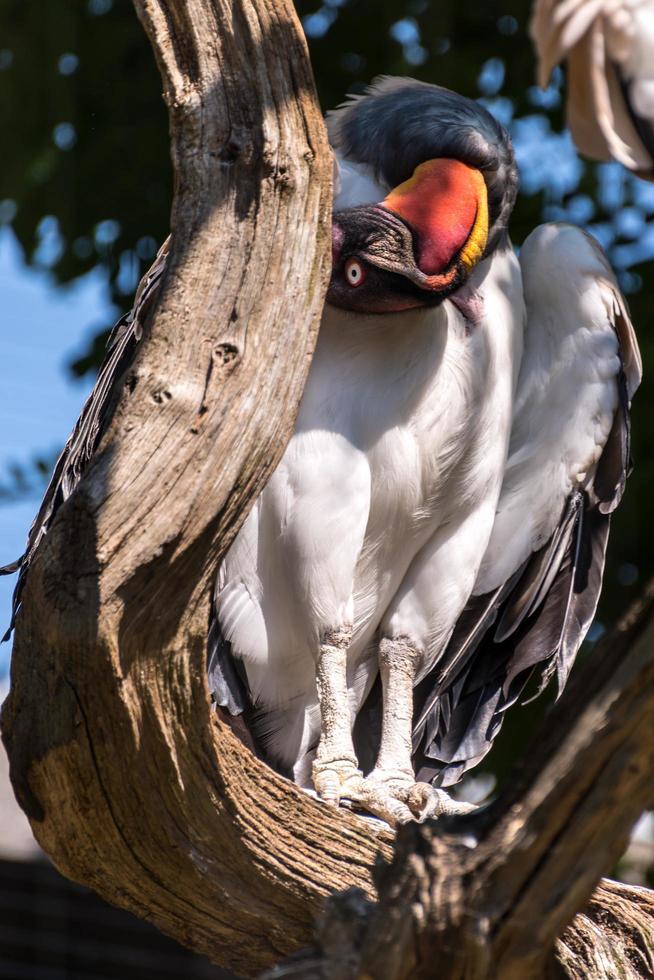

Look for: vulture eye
[345,258,366,287]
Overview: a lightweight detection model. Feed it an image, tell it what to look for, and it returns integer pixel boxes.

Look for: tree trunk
[2,3,653,979]
[1,0,360,974]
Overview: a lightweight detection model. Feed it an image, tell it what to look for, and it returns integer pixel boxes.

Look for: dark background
[0,0,652,974]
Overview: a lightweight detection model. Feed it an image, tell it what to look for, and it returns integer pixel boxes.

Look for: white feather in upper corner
[476,221,641,595]
[530,0,654,173]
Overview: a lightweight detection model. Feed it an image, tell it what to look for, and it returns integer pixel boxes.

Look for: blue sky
[0,229,112,681]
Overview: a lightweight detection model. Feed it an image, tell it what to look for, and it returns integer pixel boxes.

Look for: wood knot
[275,164,293,188]
[151,388,172,405]
[190,344,240,434]
[263,160,295,191]
[213,343,240,367]
[216,127,253,165]
[218,139,243,164]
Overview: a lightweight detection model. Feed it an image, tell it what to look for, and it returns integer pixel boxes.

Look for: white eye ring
[345,258,365,287]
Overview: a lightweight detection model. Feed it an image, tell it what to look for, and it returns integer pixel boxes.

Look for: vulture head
[327,77,519,314]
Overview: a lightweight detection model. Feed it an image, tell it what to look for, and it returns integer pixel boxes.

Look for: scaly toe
[405,783,478,822]
[312,758,362,806]
[340,773,478,826]
[343,777,414,826]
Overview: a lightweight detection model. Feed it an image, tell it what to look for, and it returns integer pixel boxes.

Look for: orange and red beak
[328,157,490,314]
[381,158,489,289]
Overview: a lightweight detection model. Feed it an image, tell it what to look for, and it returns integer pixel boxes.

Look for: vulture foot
[342,771,477,826]
[312,756,362,806]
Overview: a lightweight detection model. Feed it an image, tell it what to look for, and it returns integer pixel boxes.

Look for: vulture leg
[312,625,362,804]
[374,636,418,783]
[345,637,475,824]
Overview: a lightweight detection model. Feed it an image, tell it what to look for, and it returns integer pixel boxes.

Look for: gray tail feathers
[207,615,249,716]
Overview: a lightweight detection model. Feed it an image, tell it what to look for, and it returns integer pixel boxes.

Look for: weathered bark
[263,879,654,980]
[557,880,654,980]
[2,3,653,979]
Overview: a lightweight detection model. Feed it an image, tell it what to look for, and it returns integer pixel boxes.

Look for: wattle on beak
[381,158,489,289]
[327,158,489,314]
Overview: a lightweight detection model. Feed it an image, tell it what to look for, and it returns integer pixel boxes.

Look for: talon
[340,772,414,826]
[404,781,434,821]
[313,769,341,805]
[312,757,362,806]
[407,783,478,821]
[341,774,479,826]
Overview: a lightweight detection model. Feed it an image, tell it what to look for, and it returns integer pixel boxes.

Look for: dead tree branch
[2,3,653,979]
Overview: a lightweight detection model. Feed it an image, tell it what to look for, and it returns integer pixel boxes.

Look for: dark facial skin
[327,205,465,314]
[327,262,434,314]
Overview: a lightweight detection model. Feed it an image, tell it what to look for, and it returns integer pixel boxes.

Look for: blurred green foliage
[0,0,652,790]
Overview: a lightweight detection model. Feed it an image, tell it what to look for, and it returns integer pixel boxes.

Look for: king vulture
[2,79,641,825]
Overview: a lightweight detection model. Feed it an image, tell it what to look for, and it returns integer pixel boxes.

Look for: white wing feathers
[478,222,641,593]
[412,223,641,785]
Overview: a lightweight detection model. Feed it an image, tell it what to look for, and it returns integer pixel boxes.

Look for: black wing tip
[0,556,24,576]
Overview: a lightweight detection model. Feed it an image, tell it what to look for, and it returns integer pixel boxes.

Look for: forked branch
[1,4,653,979]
